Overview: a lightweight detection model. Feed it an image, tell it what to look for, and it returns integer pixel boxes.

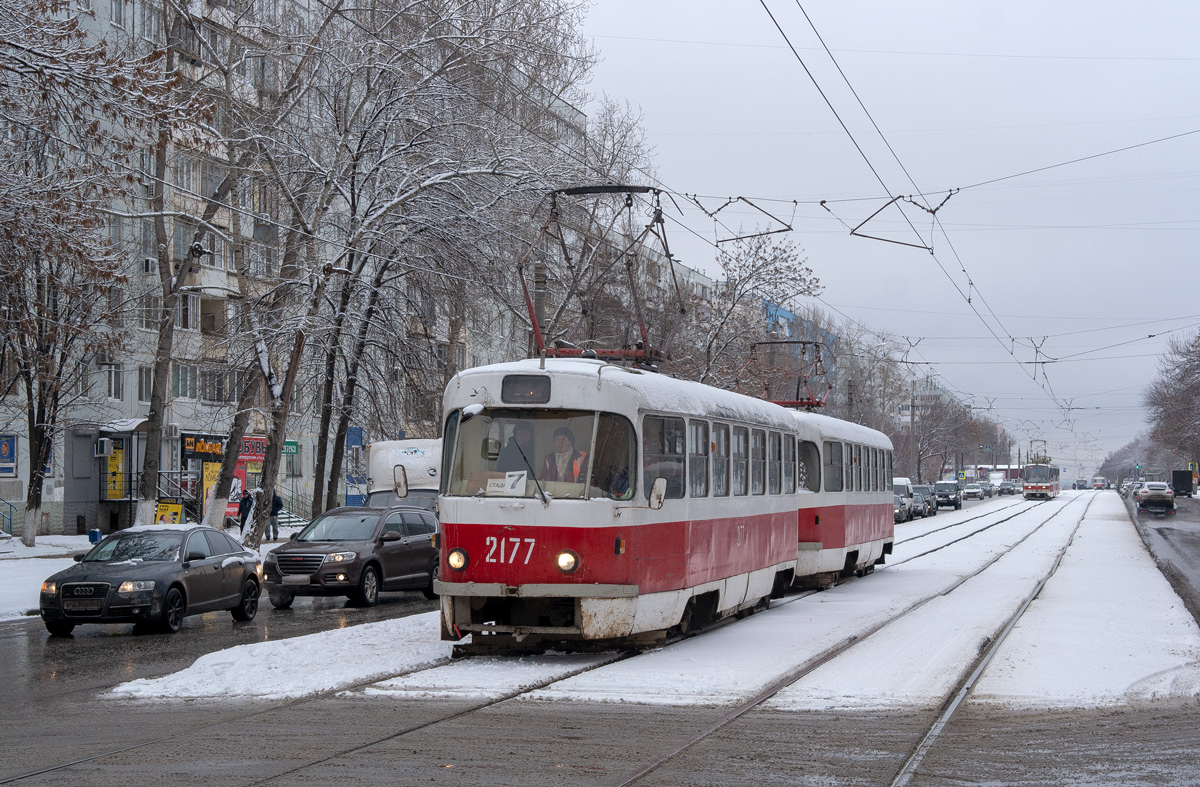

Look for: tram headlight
[447,548,469,572]
[555,550,579,574]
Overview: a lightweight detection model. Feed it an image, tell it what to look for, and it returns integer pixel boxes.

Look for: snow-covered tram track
[609,491,1094,786]
[893,497,1034,546]
[889,498,1048,566]
[887,493,1094,786]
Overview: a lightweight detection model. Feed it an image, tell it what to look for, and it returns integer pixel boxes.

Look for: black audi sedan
[39,525,263,636]
[263,506,438,609]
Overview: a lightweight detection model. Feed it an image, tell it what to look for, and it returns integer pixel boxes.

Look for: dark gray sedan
[39,525,263,636]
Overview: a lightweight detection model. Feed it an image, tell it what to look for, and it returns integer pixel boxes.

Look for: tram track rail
[612,492,1094,786]
[894,498,1033,546]
[1,494,1091,786]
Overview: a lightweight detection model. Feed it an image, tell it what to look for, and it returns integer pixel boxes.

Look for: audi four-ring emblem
[72,587,95,596]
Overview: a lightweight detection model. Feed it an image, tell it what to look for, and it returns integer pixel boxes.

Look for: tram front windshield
[446,408,635,500]
[1025,466,1054,483]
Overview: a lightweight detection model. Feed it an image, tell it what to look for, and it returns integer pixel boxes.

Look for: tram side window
[870,447,878,491]
[824,441,843,492]
[887,451,893,491]
[854,444,863,491]
[712,423,730,496]
[783,435,796,493]
[644,416,685,499]
[688,420,709,497]
[844,444,853,493]
[768,432,782,494]
[751,430,766,495]
[589,413,636,500]
[732,426,749,495]
[798,440,820,492]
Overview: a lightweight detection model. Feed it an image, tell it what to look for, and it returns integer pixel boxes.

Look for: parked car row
[38,503,440,637]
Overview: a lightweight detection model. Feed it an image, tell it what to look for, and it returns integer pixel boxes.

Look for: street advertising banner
[106,438,125,499]
[0,435,15,477]
[202,462,221,516]
[155,499,183,524]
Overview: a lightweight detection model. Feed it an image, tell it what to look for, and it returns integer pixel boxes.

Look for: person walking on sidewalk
[238,490,253,536]
[268,491,283,541]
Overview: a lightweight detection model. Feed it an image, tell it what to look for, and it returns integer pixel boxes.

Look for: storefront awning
[100,418,149,433]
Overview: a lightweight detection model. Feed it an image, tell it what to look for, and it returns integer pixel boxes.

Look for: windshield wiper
[516,441,550,506]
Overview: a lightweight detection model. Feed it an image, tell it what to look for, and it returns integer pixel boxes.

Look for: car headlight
[447,548,468,571]
[117,580,156,593]
[41,581,57,595]
[556,550,579,574]
[264,550,278,563]
[324,552,357,563]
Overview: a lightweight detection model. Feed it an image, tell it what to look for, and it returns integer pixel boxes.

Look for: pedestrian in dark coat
[238,490,253,535]
[268,491,283,541]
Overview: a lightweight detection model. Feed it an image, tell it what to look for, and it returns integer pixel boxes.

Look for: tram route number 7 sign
[486,471,527,496]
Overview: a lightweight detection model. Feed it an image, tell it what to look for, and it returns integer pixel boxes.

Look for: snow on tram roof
[451,358,891,447]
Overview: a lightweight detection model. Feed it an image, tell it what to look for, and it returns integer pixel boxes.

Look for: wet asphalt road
[0,588,437,721]
[1130,490,1200,620]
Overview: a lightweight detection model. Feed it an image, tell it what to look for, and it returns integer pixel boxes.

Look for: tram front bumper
[436,581,640,640]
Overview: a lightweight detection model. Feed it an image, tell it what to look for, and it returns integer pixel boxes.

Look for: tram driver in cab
[540,426,588,483]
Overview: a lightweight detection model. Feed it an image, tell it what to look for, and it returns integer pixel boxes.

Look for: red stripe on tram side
[440,510,798,595]
[796,502,894,550]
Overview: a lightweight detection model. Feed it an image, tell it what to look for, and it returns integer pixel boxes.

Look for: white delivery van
[893,476,914,521]
[365,439,441,512]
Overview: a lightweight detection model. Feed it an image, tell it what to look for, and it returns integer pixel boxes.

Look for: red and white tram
[433,358,894,649]
[1022,463,1060,499]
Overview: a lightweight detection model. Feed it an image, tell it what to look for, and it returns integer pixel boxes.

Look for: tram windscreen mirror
[502,375,551,404]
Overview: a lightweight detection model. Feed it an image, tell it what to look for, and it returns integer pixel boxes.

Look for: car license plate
[63,599,104,611]
[281,575,310,586]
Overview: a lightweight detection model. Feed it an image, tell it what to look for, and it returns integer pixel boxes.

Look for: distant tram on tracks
[432,358,895,651]
[1022,462,1061,499]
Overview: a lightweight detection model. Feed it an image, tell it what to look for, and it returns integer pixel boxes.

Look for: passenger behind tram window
[496,421,536,473]
[540,426,588,483]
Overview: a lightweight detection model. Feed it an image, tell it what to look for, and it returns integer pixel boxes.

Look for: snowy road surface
[108,491,1200,711]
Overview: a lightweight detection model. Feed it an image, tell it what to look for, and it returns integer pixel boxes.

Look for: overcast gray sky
[578,0,1200,477]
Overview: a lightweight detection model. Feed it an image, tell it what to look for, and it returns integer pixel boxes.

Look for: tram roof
[448,358,891,448]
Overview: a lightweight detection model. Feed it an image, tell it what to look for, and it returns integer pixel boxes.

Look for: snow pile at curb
[109,612,452,700]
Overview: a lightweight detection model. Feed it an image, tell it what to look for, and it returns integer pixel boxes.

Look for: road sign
[956,471,966,480]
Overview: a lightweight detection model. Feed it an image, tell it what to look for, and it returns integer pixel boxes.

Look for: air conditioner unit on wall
[94,438,113,458]
[143,258,156,275]
[164,423,180,439]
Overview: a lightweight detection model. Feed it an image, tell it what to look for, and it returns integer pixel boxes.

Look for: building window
[200,368,227,403]
[137,366,153,403]
[139,291,161,330]
[110,0,126,28]
[175,294,199,330]
[140,2,161,42]
[101,363,124,401]
[172,363,197,400]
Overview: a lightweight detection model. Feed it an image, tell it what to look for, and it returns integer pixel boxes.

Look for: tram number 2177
[484,536,536,564]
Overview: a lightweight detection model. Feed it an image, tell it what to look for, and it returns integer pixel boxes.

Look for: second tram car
[433,358,894,649]
[1023,463,1061,499]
